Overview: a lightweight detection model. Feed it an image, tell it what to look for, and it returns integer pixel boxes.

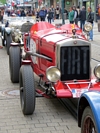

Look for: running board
[59,98,78,120]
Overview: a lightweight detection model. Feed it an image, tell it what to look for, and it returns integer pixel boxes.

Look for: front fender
[78,91,100,132]
[5,27,12,35]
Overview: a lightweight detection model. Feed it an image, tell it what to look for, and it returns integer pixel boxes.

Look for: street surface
[0,19,100,133]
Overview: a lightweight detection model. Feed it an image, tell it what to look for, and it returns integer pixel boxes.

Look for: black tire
[5,33,12,55]
[19,65,35,115]
[81,106,97,133]
[9,46,21,83]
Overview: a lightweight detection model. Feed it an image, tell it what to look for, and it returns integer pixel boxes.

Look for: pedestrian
[73,6,79,25]
[20,9,26,17]
[55,6,60,19]
[87,6,94,41]
[7,9,10,17]
[39,7,46,21]
[96,3,100,31]
[0,10,3,24]
[35,8,40,22]
[44,7,47,21]
[51,5,55,22]
[0,9,4,23]
[47,8,53,23]
[68,7,74,24]
[77,6,80,16]
[79,6,86,30]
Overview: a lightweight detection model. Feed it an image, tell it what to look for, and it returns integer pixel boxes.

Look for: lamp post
[61,0,65,24]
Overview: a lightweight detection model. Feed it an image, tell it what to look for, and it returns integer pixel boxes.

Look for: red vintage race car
[9,21,100,116]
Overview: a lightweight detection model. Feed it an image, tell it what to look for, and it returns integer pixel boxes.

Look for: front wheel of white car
[5,33,12,55]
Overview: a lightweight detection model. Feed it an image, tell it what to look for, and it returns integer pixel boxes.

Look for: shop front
[63,0,78,10]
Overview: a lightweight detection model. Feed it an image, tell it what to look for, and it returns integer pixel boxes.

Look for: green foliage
[0,0,6,4]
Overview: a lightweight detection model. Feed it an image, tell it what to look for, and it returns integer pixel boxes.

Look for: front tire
[9,46,21,83]
[81,106,97,133]
[5,33,12,55]
[19,65,35,115]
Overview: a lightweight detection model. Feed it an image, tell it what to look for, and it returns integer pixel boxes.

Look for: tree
[0,0,6,4]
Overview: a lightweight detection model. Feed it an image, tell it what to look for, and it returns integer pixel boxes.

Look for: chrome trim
[56,38,91,68]
[55,38,91,80]
[65,81,91,92]
[25,51,52,61]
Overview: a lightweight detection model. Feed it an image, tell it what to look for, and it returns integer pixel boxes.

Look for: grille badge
[73,41,77,44]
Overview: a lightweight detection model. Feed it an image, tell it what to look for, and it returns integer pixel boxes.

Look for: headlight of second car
[46,66,61,83]
[94,64,100,80]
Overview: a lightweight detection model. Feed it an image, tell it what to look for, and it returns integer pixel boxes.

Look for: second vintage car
[0,16,35,54]
[77,90,100,133]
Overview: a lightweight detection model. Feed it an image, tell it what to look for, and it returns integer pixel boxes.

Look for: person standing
[55,6,60,19]
[79,6,86,30]
[35,9,40,22]
[0,10,3,24]
[47,8,53,23]
[20,9,26,17]
[51,5,55,22]
[0,9,4,23]
[87,6,94,41]
[96,3,100,31]
[39,7,46,21]
[73,6,79,25]
[44,7,47,21]
[69,7,74,24]
[77,6,80,16]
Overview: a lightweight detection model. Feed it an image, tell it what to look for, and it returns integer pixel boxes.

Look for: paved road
[0,40,80,132]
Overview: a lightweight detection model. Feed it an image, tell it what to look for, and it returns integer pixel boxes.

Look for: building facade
[78,0,100,21]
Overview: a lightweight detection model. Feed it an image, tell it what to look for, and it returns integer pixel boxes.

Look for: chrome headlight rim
[94,64,100,79]
[46,66,61,83]
[84,22,93,32]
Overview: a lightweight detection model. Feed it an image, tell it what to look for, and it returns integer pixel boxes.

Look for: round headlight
[46,66,61,83]
[84,22,92,32]
[94,64,100,79]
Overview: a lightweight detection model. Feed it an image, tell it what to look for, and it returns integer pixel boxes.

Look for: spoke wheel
[81,106,97,133]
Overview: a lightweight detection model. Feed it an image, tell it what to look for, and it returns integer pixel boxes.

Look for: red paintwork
[0,46,3,49]
[23,22,100,98]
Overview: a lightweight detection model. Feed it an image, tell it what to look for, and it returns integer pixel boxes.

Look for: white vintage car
[0,16,35,54]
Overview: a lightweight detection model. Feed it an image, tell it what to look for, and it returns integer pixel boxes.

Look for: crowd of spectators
[3,5,68,24]
[1,3,100,42]
[0,3,100,29]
